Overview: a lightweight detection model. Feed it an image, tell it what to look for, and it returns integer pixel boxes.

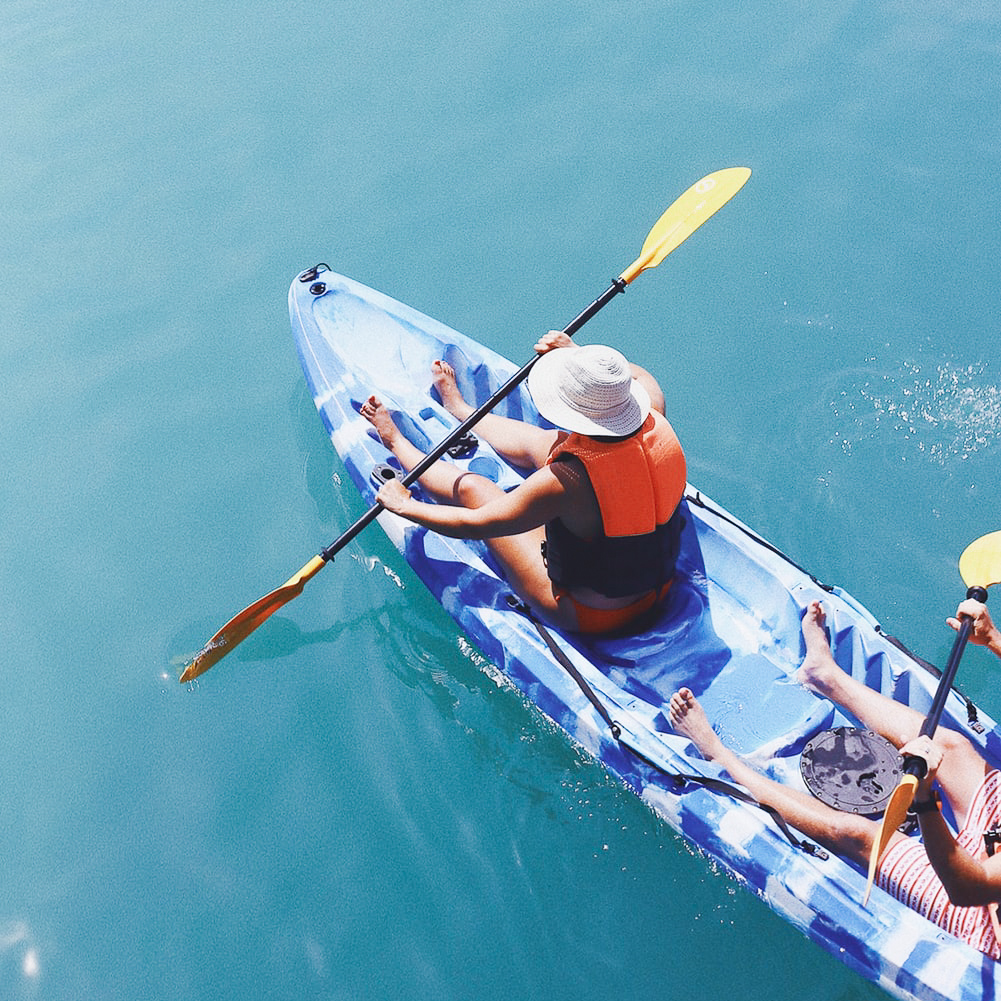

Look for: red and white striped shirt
[877,769,1001,959]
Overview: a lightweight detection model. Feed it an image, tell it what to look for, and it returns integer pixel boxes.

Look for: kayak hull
[290,266,1001,1001]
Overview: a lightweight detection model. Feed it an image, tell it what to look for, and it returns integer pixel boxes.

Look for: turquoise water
[3,1,1000,998]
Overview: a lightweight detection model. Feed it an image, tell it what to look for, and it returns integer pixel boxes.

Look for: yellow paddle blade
[863,773,919,905]
[179,555,327,682]
[959,530,1001,589]
[619,167,751,284]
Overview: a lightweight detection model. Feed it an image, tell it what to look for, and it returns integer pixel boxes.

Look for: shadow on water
[231,616,352,663]
[168,610,371,678]
[291,382,359,528]
[374,595,623,817]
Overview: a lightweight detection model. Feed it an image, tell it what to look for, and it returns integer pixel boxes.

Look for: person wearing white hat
[361,331,687,634]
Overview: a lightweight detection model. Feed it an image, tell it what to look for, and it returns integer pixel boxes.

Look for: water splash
[830,360,1000,464]
[353,553,405,589]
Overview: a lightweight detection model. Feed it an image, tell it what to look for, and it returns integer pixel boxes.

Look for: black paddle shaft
[319,278,628,563]
[905,585,990,778]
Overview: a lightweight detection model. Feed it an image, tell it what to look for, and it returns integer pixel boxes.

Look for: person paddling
[669,599,1001,958]
[361,331,686,634]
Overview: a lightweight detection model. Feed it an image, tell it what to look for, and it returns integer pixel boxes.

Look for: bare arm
[630,363,666,416]
[916,809,1001,906]
[376,466,568,540]
[903,735,1001,906]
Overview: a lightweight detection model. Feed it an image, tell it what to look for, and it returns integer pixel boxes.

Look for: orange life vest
[543,411,686,598]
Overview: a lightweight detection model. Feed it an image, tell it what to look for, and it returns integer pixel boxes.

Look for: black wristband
[912,791,941,814]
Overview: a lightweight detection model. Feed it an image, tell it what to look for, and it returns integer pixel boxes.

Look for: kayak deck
[290,266,1001,1001]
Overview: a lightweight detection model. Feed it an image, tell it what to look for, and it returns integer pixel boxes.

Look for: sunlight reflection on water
[0,920,40,987]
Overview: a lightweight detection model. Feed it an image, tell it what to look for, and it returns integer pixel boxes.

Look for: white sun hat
[527,344,650,437]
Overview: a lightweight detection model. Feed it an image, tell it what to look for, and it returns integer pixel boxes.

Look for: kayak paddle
[179,166,752,683]
[862,530,1001,904]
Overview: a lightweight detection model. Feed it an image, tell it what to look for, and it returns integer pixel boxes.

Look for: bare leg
[360,394,469,501]
[432,360,558,470]
[669,687,887,865]
[798,601,988,828]
[360,394,576,629]
[798,601,928,746]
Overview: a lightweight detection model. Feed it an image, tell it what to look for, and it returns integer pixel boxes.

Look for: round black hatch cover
[801,726,902,815]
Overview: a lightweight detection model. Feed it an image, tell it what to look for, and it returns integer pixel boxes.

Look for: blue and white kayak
[289,265,1001,1001]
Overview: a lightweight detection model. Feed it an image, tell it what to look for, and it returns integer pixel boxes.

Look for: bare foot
[796,600,841,695]
[668,687,725,760]
[431,360,472,419]
[360,395,402,449]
